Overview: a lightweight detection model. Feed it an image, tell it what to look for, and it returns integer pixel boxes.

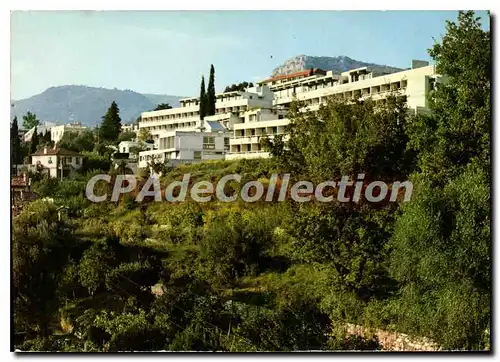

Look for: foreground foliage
[13,11,490,351]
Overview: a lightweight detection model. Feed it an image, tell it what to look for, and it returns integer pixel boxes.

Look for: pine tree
[199,75,207,120]
[11,117,20,174]
[100,101,122,142]
[207,64,216,116]
[30,126,39,155]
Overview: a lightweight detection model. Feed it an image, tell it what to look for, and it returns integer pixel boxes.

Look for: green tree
[118,130,136,142]
[11,116,21,173]
[41,130,52,145]
[58,130,95,152]
[153,103,172,111]
[199,76,207,120]
[100,101,122,142]
[138,128,152,143]
[207,64,216,116]
[389,11,491,349]
[224,81,254,93]
[265,95,413,181]
[22,111,39,130]
[406,10,490,184]
[13,201,78,339]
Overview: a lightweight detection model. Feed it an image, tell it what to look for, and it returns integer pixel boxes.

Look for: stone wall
[343,323,441,351]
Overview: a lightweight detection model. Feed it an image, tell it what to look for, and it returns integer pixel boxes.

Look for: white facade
[51,122,88,144]
[121,123,140,134]
[31,147,84,178]
[139,85,274,137]
[138,130,228,168]
[229,62,441,158]
[136,86,273,168]
[117,140,155,154]
[23,122,57,142]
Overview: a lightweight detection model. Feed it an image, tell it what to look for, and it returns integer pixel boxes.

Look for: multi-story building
[137,130,229,168]
[23,121,57,142]
[137,85,274,167]
[226,60,441,159]
[121,123,140,134]
[138,59,442,164]
[51,122,88,144]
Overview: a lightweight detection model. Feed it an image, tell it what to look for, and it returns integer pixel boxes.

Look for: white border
[2,3,497,361]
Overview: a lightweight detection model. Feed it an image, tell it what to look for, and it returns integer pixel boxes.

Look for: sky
[10,10,490,100]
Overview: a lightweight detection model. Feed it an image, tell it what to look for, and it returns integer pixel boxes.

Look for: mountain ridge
[271,55,404,76]
[11,85,184,128]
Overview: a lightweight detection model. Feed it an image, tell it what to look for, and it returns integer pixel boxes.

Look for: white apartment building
[137,85,274,167]
[51,122,88,144]
[23,121,57,142]
[121,123,140,134]
[138,60,442,163]
[137,130,229,168]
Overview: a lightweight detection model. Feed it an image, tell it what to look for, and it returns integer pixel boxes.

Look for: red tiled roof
[260,68,327,84]
[31,147,81,157]
[11,177,27,187]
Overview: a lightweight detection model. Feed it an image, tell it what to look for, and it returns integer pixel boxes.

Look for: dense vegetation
[224,82,255,92]
[12,12,490,351]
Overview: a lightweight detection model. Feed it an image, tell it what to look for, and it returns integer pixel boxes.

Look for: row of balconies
[273,79,408,102]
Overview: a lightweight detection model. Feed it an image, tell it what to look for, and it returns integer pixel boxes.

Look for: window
[75,157,80,165]
[203,136,216,149]
[224,138,230,146]
[194,151,202,160]
[203,136,215,144]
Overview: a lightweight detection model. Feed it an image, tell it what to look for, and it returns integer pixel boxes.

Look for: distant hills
[271,55,404,77]
[11,85,184,128]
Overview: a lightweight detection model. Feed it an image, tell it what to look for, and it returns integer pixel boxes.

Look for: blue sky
[11,10,489,100]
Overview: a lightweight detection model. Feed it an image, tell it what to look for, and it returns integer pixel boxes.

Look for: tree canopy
[22,111,40,130]
[206,64,216,116]
[153,103,172,111]
[100,101,122,142]
[224,81,254,92]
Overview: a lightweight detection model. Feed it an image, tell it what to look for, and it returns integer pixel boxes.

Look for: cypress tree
[100,101,122,142]
[43,130,51,144]
[30,126,39,155]
[207,64,216,116]
[10,117,20,173]
[199,75,207,120]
